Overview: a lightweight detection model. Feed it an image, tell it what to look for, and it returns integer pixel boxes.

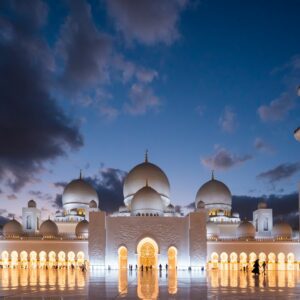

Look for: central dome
[195,173,232,210]
[62,176,99,208]
[131,186,164,216]
[123,154,170,207]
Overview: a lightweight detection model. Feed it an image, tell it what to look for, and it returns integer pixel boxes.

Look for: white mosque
[0,153,299,272]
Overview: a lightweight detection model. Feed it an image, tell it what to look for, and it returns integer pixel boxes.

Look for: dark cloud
[52,194,63,209]
[201,148,252,170]
[257,162,300,183]
[106,0,188,45]
[232,192,299,229]
[29,190,52,201]
[53,181,68,189]
[0,1,83,191]
[86,168,127,212]
[57,0,112,93]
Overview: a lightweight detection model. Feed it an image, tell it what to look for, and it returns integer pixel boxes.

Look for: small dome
[207,222,220,239]
[62,177,99,208]
[75,220,89,239]
[258,201,267,209]
[197,200,205,209]
[3,219,23,238]
[294,127,300,142]
[28,199,36,208]
[40,219,58,237]
[195,174,232,210]
[272,222,292,239]
[89,200,97,209]
[131,186,164,216]
[237,220,255,239]
[123,156,170,207]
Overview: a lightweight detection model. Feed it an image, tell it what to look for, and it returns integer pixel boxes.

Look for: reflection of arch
[137,237,158,269]
[118,246,128,269]
[168,269,177,295]
[168,246,177,270]
[137,268,158,299]
[77,251,85,266]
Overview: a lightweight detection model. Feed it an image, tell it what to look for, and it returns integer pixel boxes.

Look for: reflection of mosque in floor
[1,153,300,272]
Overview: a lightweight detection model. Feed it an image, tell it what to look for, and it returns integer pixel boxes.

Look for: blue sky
[0,0,299,220]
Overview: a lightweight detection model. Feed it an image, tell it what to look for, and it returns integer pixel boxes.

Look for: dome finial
[145,149,148,162]
[211,170,215,180]
[145,178,149,187]
[79,169,82,180]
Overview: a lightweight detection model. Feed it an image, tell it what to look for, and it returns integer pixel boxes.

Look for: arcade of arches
[209,252,297,271]
[117,238,178,270]
[0,250,86,268]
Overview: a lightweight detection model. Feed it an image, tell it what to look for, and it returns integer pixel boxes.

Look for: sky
[0,0,299,223]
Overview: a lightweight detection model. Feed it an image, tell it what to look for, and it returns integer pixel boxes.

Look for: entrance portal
[137,237,158,269]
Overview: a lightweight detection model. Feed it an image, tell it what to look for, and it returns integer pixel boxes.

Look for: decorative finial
[211,170,215,180]
[146,178,149,187]
[79,169,82,180]
[145,149,148,162]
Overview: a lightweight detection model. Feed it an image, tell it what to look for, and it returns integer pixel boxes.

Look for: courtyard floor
[1,268,300,299]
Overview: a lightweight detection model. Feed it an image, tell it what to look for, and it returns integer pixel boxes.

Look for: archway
[278,252,285,270]
[49,251,56,268]
[168,247,177,270]
[58,251,66,267]
[268,253,276,270]
[77,251,85,267]
[30,251,37,269]
[211,252,219,269]
[20,251,28,268]
[259,252,266,267]
[249,252,257,266]
[137,237,158,269]
[220,252,228,270]
[68,251,75,268]
[1,251,9,268]
[39,251,47,268]
[11,251,18,268]
[118,246,128,269]
[230,252,238,270]
[287,253,295,270]
[239,252,247,270]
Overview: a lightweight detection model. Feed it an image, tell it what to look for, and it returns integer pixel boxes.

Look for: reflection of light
[229,270,238,287]
[220,270,228,287]
[118,269,128,295]
[168,269,177,294]
[20,268,28,287]
[268,270,276,287]
[278,271,285,287]
[137,271,158,299]
[210,270,219,287]
[287,270,295,287]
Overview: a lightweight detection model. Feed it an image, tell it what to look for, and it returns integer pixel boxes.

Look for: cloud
[106,0,188,45]
[125,83,160,115]
[86,167,127,212]
[52,194,63,209]
[232,192,299,229]
[29,190,52,201]
[57,0,112,93]
[219,106,238,133]
[257,162,300,183]
[254,137,274,153]
[258,93,295,122]
[201,147,252,170]
[0,1,83,191]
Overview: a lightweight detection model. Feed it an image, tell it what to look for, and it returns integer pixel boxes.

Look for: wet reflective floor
[1,268,300,299]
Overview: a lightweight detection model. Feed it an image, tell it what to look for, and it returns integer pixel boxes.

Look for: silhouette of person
[252,259,260,275]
